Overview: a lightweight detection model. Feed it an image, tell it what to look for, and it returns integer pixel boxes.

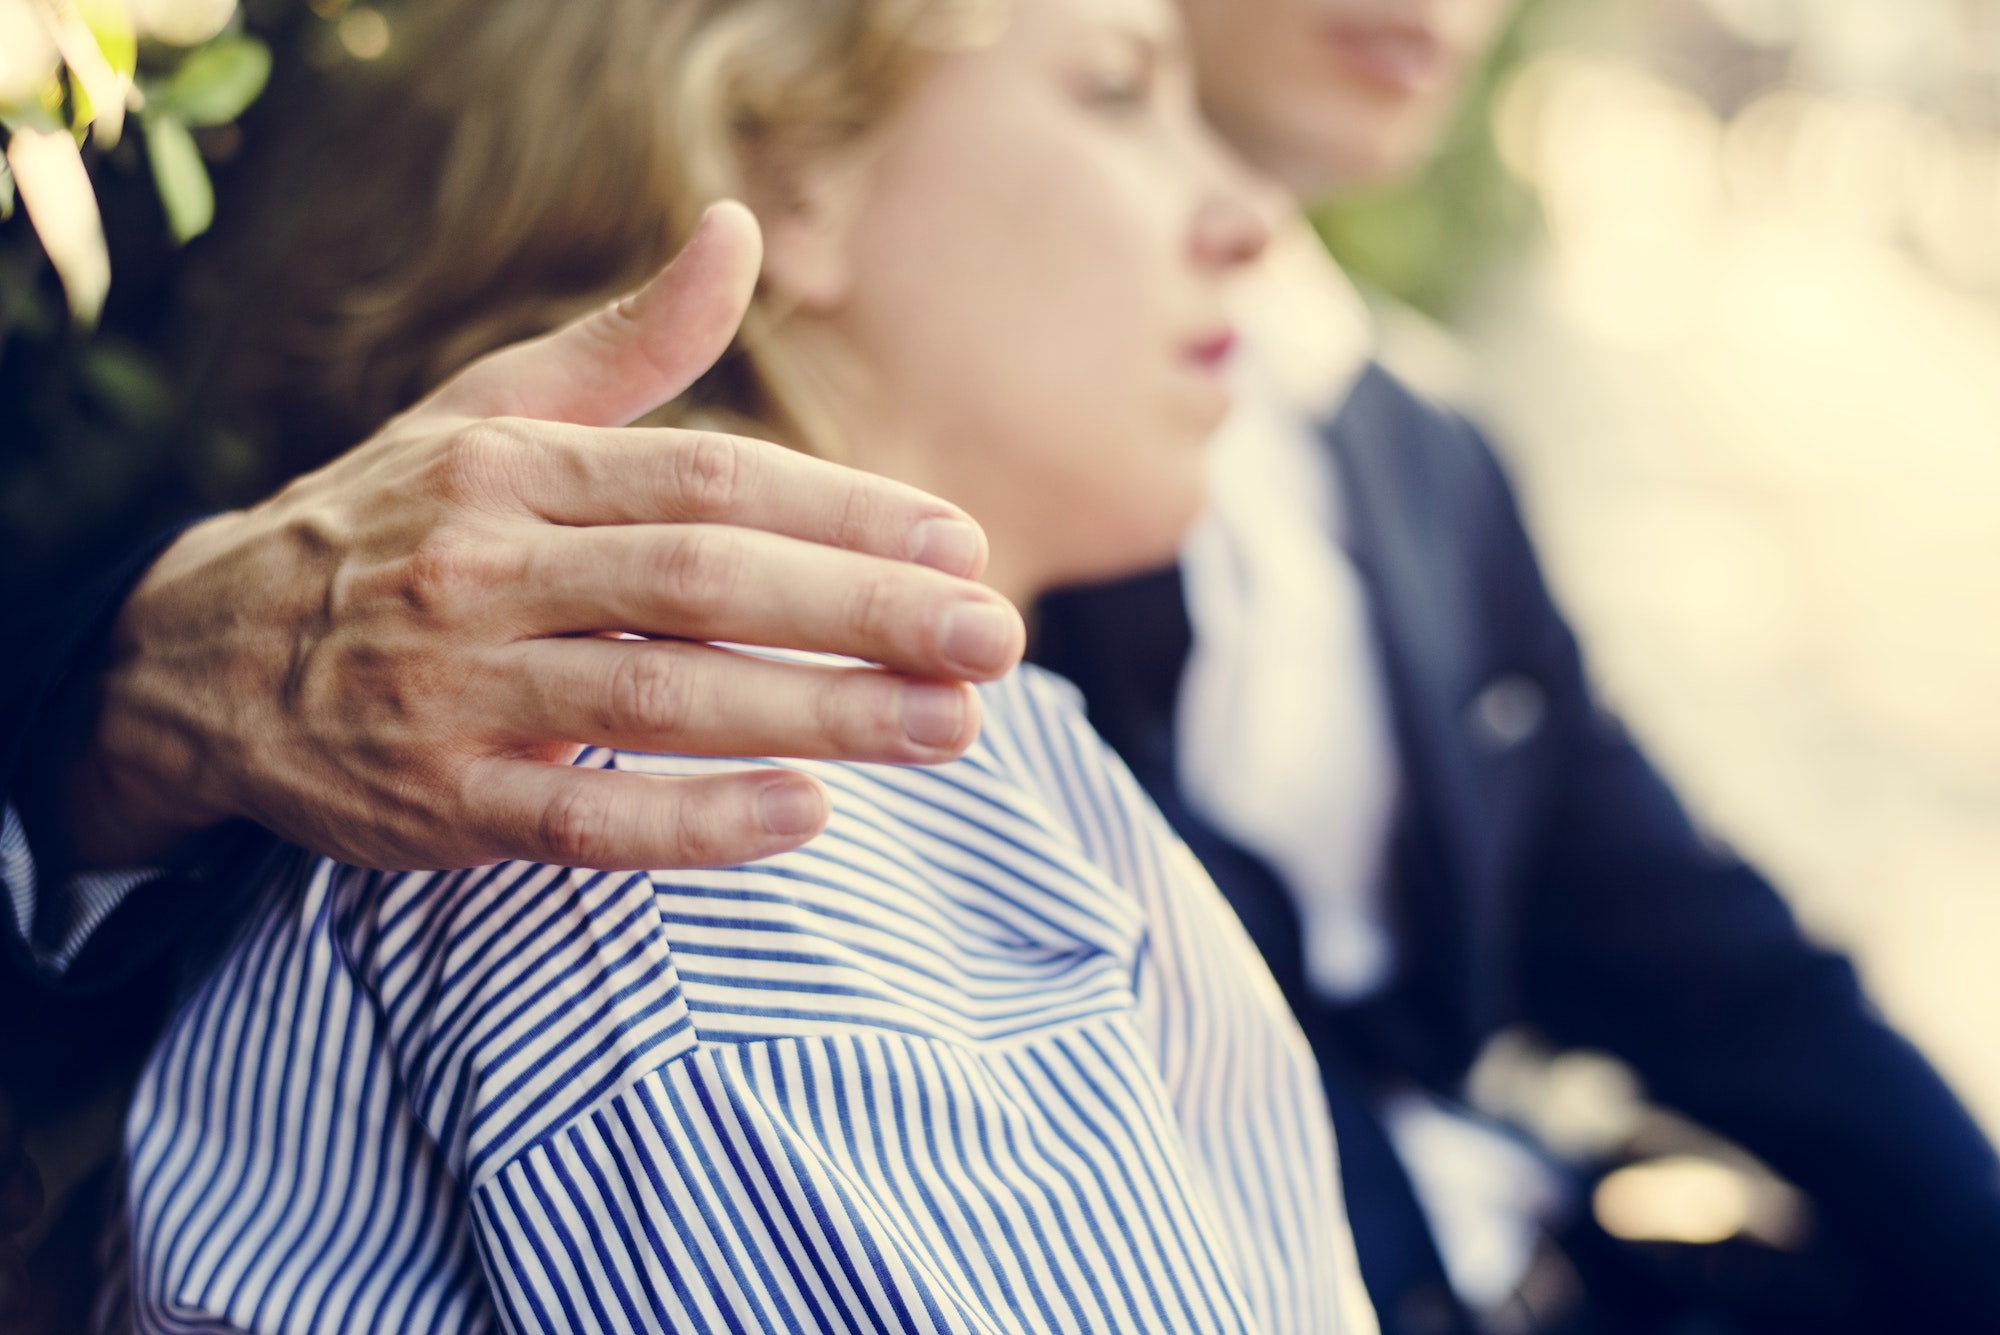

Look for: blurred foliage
[0,0,315,621]
[1314,0,1575,321]
[3,0,1580,623]
[1,0,276,322]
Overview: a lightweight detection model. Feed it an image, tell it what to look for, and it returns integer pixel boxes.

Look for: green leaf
[40,0,127,148]
[143,110,213,242]
[0,86,64,138]
[78,0,138,81]
[70,72,96,134]
[1,104,63,137]
[161,36,271,128]
[80,341,176,428]
[0,155,13,221]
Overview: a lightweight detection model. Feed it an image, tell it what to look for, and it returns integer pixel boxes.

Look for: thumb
[428,199,764,428]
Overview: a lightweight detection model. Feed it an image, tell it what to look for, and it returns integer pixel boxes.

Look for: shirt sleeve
[2,521,203,989]
[2,802,164,976]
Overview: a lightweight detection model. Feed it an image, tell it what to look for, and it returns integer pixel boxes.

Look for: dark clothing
[1034,364,2000,1334]
[3,528,282,1074]
[3,528,184,996]
[0,524,269,1008]
[2,529,277,1335]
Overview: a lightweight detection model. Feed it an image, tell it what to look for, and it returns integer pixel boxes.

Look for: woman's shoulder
[611,660,1144,870]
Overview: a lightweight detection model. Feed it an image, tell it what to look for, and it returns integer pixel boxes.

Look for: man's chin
[1264,107,1450,202]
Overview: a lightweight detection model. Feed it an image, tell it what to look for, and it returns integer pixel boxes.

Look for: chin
[1052,490,1204,593]
[1301,119,1436,195]
[1245,85,1449,197]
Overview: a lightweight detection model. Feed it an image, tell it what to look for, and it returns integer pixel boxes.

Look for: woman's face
[1177,0,1520,197]
[803,0,1269,605]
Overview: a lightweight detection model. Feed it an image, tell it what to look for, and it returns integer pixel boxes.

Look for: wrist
[61,514,254,869]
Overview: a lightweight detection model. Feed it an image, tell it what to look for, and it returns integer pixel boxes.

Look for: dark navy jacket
[1034,365,2000,1334]
[2,528,276,1120]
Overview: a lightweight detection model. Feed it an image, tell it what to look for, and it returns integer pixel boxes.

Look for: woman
[115,0,1379,1331]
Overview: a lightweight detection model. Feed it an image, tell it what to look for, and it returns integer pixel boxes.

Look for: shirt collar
[1229,210,1377,425]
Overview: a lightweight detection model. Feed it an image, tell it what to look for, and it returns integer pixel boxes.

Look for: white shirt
[1174,218,1566,1313]
[1176,215,1402,1003]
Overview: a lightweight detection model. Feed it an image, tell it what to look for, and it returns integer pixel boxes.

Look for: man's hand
[65,202,1025,872]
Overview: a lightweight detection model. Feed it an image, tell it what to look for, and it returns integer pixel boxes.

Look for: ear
[744,131,874,314]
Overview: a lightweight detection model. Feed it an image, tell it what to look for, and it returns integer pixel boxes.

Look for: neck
[778,321,1051,614]
[970,548,1041,614]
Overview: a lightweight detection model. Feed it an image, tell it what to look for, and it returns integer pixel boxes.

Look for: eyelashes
[1077,66,1154,114]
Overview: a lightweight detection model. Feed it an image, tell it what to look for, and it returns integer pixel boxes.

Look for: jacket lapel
[1323,366,1506,1041]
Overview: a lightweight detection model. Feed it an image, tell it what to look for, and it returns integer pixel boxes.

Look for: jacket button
[1469,675,1546,752]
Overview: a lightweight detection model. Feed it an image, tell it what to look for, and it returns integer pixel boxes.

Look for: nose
[1189,136,1273,273]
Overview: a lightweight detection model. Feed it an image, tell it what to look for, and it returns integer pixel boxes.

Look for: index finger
[498,420,991,578]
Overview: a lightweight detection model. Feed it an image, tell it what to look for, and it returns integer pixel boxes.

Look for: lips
[1324,22,1450,96]
[1187,329,1238,373]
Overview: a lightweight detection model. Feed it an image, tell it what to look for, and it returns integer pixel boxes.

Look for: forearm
[59,511,285,872]
[2,524,210,981]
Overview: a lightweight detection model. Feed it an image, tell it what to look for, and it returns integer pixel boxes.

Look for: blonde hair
[223,0,998,461]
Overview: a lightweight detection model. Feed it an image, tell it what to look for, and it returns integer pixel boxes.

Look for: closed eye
[1073,33,1158,116]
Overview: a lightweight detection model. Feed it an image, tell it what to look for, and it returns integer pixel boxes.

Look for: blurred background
[1322,0,2000,1153]
[2,0,1997,1309]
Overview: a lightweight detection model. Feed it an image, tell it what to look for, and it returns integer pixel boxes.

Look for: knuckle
[609,652,696,739]
[841,569,901,647]
[537,779,619,867]
[653,529,743,622]
[832,477,891,551]
[819,673,897,752]
[434,419,529,503]
[400,532,492,616]
[666,787,736,868]
[670,432,748,519]
[809,675,858,749]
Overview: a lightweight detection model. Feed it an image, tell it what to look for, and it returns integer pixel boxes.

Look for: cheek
[1197,0,1462,182]
[840,90,1224,581]
[1189,0,1291,90]
[856,118,1209,457]
[940,215,1215,561]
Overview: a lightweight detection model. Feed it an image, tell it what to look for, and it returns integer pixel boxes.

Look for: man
[1035,1,2000,1331]
[1,205,1024,1324]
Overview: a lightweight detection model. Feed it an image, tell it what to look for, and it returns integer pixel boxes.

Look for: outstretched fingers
[478,638,983,763]
[513,523,1024,680]
[502,423,991,577]
[468,759,832,870]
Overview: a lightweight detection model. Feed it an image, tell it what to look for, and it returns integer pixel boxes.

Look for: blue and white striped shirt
[120,666,1379,1334]
[3,802,162,974]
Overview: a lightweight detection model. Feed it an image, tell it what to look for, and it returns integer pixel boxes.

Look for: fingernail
[899,683,968,750]
[940,600,1020,677]
[758,779,827,839]
[909,517,983,575]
